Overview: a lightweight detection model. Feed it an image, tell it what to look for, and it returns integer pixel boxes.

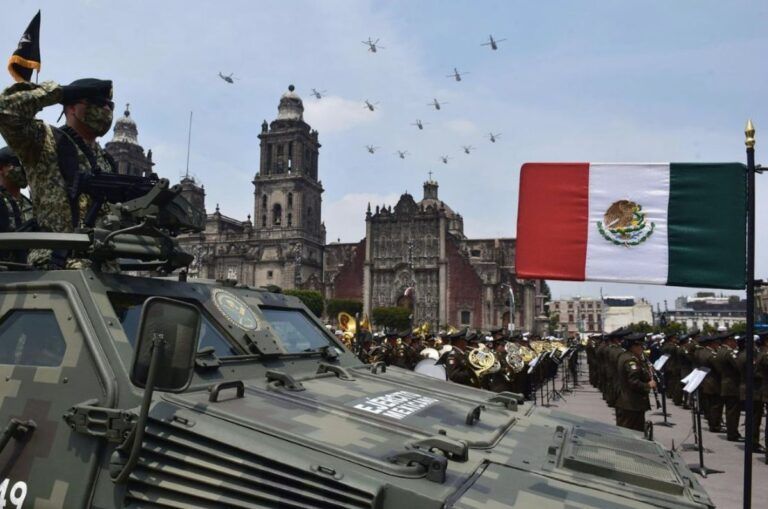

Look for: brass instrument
[519,345,536,363]
[467,347,496,380]
[337,311,357,349]
[504,342,525,374]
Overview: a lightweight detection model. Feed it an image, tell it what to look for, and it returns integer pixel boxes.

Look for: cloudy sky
[4,0,767,308]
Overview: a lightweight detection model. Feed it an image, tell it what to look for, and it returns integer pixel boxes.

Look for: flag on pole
[515,162,747,289]
[7,11,41,83]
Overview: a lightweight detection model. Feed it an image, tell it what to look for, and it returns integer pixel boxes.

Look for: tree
[660,321,687,336]
[326,299,363,320]
[548,312,560,335]
[372,306,411,331]
[702,322,717,335]
[284,289,324,317]
[628,321,654,334]
[729,321,746,335]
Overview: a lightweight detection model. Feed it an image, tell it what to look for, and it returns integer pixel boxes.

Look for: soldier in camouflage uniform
[616,332,656,432]
[0,146,33,264]
[0,78,115,268]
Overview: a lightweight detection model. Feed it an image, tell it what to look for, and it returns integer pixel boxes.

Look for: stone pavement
[536,356,768,509]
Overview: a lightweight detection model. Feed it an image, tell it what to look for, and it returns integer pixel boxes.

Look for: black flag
[7,11,41,83]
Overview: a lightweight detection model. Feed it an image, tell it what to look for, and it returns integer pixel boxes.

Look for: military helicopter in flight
[411,119,428,130]
[462,145,475,154]
[396,150,409,159]
[439,155,450,164]
[428,99,447,111]
[218,72,238,84]
[481,35,506,50]
[362,38,383,53]
[364,100,379,111]
[310,88,327,99]
[488,132,502,143]
[447,68,469,82]
[366,145,380,154]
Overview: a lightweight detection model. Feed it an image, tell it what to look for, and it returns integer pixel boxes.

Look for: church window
[262,195,267,209]
[276,144,284,157]
[267,270,273,279]
[261,215,267,227]
[227,267,237,281]
[460,311,471,325]
[304,148,311,169]
[470,249,481,257]
[569,314,574,322]
[287,213,292,227]
[288,142,293,170]
[307,207,312,226]
[287,193,293,208]
[272,204,282,226]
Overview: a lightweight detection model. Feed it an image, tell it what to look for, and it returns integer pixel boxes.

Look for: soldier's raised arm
[0,81,62,167]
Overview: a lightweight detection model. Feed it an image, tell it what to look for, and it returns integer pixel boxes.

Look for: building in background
[551,296,603,336]
[659,292,746,330]
[757,287,768,327]
[110,86,543,330]
[602,296,653,332]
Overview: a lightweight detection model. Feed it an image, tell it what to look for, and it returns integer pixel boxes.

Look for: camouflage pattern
[0,81,114,267]
[0,261,715,508]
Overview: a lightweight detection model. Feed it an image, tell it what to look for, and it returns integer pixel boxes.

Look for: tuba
[337,312,357,348]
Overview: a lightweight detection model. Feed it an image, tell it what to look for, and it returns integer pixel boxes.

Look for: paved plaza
[540,355,768,509]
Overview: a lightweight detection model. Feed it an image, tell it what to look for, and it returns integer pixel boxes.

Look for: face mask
[78,105,113,137]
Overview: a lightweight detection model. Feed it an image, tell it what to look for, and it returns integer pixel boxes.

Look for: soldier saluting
[0,78,116,268]
[615,332,656,432]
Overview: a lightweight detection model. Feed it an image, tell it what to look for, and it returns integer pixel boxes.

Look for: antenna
[185,111,193,179]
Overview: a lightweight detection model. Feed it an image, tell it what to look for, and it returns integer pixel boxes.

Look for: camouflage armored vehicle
[0,177,714,508]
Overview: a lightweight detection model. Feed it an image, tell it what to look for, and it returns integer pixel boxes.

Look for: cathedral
[105,87,545,332]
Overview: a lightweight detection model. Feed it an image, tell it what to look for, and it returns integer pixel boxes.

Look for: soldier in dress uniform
[0,78,116,268]
[757,332,768,452]
[737,334,765,452]
[596,335,610,398]
[715,331,742,441]
[661,333,681,406]
[586,334,599,387]
[678,331,697,409]
[615,332,656,431]
[695,334,723,432]
[605,328,631,408]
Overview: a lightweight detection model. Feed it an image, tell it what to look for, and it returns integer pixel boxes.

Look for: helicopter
[411,119,428,130]
[364,100,379,111]
[366,145,380,154]
[481,35,506,51]
[396,150,409,159]
[439,155,450,164]
[462,145,475,154]
[218,72,238,84]
[310,88,327,99]
[428,98,447,111]
[362,38,383,53]
[447,68,469,82]
[488,132,502,143]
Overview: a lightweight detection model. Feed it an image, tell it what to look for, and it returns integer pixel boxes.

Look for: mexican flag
[515,163,747,289]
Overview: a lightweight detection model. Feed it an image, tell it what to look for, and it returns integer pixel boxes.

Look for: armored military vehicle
[0,176,714,508]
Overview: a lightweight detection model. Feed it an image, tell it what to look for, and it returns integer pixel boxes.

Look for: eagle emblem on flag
[597,199,655,247]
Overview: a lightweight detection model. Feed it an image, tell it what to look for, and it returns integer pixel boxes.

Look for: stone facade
[323,180,541,331]
[104,105,154,177]
[551,297,604,335]
[106,87,543,331]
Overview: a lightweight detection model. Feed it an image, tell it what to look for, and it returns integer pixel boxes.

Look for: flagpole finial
[745,119,756,148]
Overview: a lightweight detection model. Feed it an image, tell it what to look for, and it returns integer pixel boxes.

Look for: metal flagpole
[743,120,756,509]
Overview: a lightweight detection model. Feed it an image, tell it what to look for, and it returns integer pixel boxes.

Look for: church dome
[111,104,139,144]
[277,84,304,121]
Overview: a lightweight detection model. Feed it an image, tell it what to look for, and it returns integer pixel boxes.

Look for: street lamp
[501,283,515,332]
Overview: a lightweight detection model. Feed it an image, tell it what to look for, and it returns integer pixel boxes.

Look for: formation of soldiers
[333,324,580,398]
[586,327,768,452]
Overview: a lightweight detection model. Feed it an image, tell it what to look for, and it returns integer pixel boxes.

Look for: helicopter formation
[220,33,507,165]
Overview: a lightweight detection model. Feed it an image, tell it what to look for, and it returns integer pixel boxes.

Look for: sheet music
[683,367,710,394]
[653,354,670,371]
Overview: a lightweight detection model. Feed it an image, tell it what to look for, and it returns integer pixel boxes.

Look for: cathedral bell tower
[251,85,325,289]
[105,104,153,177]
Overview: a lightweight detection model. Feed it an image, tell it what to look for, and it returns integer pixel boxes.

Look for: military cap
[698,335,718,344]
[490,327,504,335]
[466,331,478,342]
[607,327,632,339]
[622,332,646,349]
[450,328,467,340]
[398,329,412,339]
[716,330,734,341]
[0,146,19,167]
[61,78,113,106]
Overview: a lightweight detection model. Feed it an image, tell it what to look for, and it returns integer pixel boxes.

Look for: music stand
[549,351,567,402]
[684,368,724,478]
[527,353,542,406]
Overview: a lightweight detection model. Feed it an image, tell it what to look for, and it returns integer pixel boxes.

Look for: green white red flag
[515,163,747,289]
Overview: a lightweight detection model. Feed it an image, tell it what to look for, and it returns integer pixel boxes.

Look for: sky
[3,0,767,309]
